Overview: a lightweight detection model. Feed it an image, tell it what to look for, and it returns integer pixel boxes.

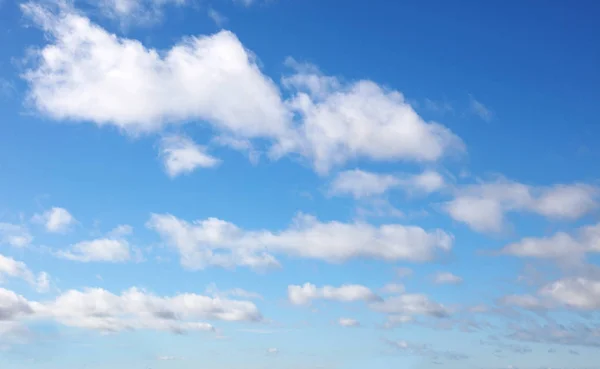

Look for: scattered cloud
[433,272,463,285]
[288,283,380,305]
[0,254,50,292]
[208,7,227,27]
[382,314,413,328]
[386,339,468,361]
[147,212,453,270]
[159,135,220,177]
[500,221,600,260]
[329,169,445,199]
[92,0,187,26]
[469,96,492,121]
[381,283,405,294]
[56,225,137,263]
[444,178,598,233]
[0,223,33,248]
[396,267,413,278]
[370,294,449,318]
[266,347,279,355]
[32,207,75,233]
[57,238,133,263]
[157,355,179,361]
[21,3,464,175]
[1,285,262,334]
[205,283,262,300]
[338,318,360,327]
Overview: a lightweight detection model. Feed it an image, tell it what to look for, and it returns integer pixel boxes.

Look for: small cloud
[208,8,227,27]
[266,347,279,355]
[424,98,453,114]
[159,135,220,178]
[433,272,463,285]
[32,207,76,233]
[469,95,492,122]
[396,267,413,278]
[338,318,360,327]
[157,355,179,361]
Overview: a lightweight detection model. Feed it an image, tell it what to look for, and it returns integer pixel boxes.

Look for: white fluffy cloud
[283,61,464,173]
[22,3,463,174]
[57,238,132,262]
[433,272,463,285]
[444,178,598,232]
[338,318,360,327]
[32,207,75,233]
[501,222,600,259]
[287,283,380,305]
[22,2,292,139]
[329,169,445,199]
[147,213,453,270]
[2,286,261,334]
[159,135,220,177]
[539,278,600,310]
[0,254,50,292]
[0,223,32,248]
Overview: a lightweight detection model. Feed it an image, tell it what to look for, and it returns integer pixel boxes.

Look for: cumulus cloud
[22,2,292,138]
[21,3,463,175]
[0,254,50,292]
[283,61,464,173]
[0,223,33,248]
[205,283,262,300]
[539,277,600,310]
[56,225,137,263]
[329,169,445,199]
[1,286,261,334]
[32,207,75,233]
[501,222,600,260]
[444,178,599,233]
[433,272,463,285]
[338,318,360,327]
[159,135,220,177]
[380,283,405,294]
[147,213,453,270]
[57,238,132,262]
[287,283,380,305]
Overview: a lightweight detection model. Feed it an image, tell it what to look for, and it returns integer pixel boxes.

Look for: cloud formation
[159,135,220,177]
[287,283,380,305]
[0,223,33,248]
[32,207,75,233]
[22,3,464,175]
[147,213,453,270]
[444,178,598,232]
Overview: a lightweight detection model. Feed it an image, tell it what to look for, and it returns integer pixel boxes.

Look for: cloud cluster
[1,285,262,334]
[432,272,463,285]
[444,178,598,232]
[22,2,463,175]
[147,213,453,270]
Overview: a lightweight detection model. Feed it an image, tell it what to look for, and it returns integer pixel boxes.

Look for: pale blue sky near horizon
[0,0,599,368]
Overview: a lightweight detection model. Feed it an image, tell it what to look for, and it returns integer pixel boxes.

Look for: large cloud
[1,286,262,334]
[21,2,463,174]
[147,213,453,270]
[443,178,598,233]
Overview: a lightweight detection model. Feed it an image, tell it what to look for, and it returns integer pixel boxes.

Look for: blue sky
[1,0,600,368]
